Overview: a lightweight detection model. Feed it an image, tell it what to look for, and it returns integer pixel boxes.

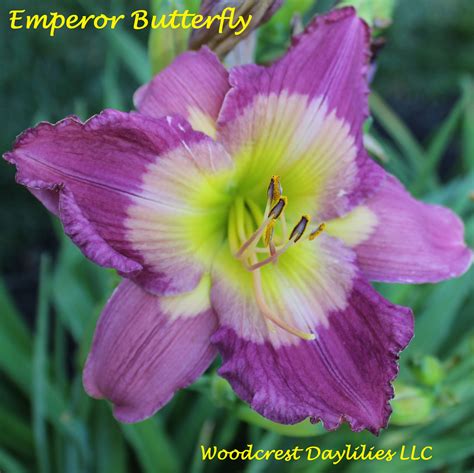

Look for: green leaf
[426,95,464,171]
[0,279,31,356]
[77,0,149,84]
[338,0,396,25]
[0,448,28,473]
[149,0,199,74]
[102,51,125,110]
[245,432,280,473]
[257,0,314,63]
[414,94,465,194]
[407,268,474,355]
[0,405,34,456]
[461,76,474,171]
[94,405,128,473]
[0,282,90,464]
[370,91,425,172]
[103,28,150,88]
[32,255,52,473]
[236,405,326,437]
[122,418,180,473]
[52,232,109,341]
[189,420,214,473]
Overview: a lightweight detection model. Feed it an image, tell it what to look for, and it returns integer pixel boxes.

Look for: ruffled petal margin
[212,276,413,434]
[84,277,218,423]
[4,110,232,295]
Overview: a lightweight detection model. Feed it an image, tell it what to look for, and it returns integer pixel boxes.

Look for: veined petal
[354,174,473,283]
[4,110,233,295]
[212,276,413,434]
[84,277,217,423]
[216,7,383,220]
[134,47,229,137]
[211,234,357,347]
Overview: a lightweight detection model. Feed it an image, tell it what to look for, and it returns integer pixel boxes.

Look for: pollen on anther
[309,222,326,240]
[267,175,282,203]
[264,220,276,247]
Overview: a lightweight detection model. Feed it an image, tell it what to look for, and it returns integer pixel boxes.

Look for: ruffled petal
[212,276,413,434]
[84,277,217,423]
[134,47,229,137]
[4,110,233,295]
[354,174,473,283]
[216,7,383,220]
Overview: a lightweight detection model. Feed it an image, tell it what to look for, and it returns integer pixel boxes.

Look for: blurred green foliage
[0,0,473,472]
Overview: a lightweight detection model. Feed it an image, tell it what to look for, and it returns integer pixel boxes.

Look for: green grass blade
[0,449,28,473]
[52,233,109,341]
[407,268,474,356]
[77,0,149,84]
[0,405,34,456]
[32,255,52,473]
[370,91,425,171]
[94,405,128,473]
[245,432,280,473]
[461,76,474,171]
[122,418,181,473]
[0,275,90,465]
[103,28,150,84]
[413,94,465,194]
[103,51,125,110]
[189,420,214,473]
[0,279,31,355]
[426,95,464,170]
[237,405,326,437]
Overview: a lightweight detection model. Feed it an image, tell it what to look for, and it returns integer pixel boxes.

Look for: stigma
[231,176,326,341]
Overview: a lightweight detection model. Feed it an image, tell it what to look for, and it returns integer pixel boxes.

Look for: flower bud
[189,0,283,57]
[211,375,236,405]
[390,382,435,426]
[411,355,445,387]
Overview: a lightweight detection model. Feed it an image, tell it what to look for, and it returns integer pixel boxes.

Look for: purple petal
[4,110,232,295]
[356,173,473,283]
[84,279,217,423]
[212,276,413,434]
[134,47,229,136]
[217,7,383,218]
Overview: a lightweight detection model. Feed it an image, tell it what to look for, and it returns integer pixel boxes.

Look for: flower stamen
[229,176,321,342]
[235,196,287,258]
[267,175,282,204]
[309,222,326,240]
[289,214,311,242]
[246,215,319,271]
[250,254,316,341]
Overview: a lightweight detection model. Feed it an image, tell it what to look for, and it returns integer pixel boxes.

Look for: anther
[235,196,287,258]
[267,175,282,203]
[309,222,326,240]
[289,215,311,242]
[268,196,288,219]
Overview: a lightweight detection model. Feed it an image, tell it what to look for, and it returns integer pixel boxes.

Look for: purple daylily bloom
[4,8,472,433]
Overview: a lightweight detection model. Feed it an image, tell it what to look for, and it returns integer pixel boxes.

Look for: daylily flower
[5,8,472,434]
